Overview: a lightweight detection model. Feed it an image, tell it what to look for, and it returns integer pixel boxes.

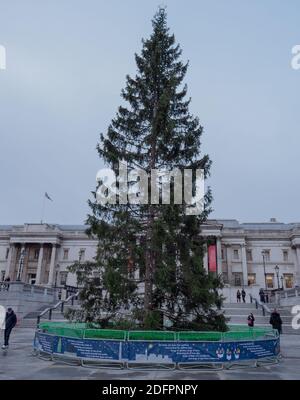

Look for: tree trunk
[143,96,158,321]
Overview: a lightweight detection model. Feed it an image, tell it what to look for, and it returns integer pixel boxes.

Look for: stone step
[228,322,300,335]
[18,319,38,328]
[223,303,276,309]
[223,308,257,315]
[228,318,269,325]
[225,314,292,324]
[19,316,70,328]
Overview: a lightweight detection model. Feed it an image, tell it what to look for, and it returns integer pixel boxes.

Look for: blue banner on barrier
[34,332,280,363]
[126,339,280,363]
[34,332,58,354]
[59,337,122,360]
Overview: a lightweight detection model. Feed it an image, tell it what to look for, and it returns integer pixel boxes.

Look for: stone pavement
[1,327,300,380]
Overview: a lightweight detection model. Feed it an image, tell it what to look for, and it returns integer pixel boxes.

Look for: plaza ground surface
[1,327,300,380]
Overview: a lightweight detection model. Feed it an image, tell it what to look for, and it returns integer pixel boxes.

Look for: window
[263,250,270,262]
[63,249,69,260]
[246,250,252,261]
[34,249,39,260]
[5,248,9,260]
[44,248,51,262]
[233,272,242,286]
[233,249,239,260]
[221,248,225,260]
[284,273,293,289]
[1,270,5,281]
[222,272,228,284]
[283,250,289,262]
[79,249,85,262]
[60,272,68,286]
[266,273,274,288]
[28,273,36,285]
[248,273,256,285]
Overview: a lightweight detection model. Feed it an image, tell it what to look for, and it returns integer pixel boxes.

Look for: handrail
[37,291,79,327]
[249,294,271,317]
[279,287,299,299]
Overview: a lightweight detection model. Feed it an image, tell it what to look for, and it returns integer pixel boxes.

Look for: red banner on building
[208,244,217,272]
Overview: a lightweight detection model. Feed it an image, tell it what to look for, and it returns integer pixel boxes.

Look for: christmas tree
[69,8,227,331]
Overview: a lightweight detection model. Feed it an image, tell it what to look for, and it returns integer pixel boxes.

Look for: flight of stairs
[223,302,300,335]
[19,301,80,328]
[18,299,299,335]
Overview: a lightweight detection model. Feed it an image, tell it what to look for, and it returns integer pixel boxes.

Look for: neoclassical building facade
[0,219,300,291]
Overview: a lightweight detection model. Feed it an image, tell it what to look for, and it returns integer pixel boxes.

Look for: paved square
[0,328,300,380]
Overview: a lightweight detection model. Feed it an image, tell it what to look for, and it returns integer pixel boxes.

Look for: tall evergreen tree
[69,8,227,331]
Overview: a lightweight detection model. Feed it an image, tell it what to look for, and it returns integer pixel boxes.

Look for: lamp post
[262,251,267,289]
[16,248,26,281]
[275,265,280,289]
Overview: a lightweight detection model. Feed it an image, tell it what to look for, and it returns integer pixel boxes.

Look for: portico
[4,224,62,286]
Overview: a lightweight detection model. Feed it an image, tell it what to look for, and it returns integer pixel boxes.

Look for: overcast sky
[0,0,300,225]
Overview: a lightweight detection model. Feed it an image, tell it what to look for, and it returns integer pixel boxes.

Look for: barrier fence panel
[34,323,280,370]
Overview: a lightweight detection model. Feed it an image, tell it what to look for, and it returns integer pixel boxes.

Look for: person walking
[265,293,269,303]
[259,288,265,303]
[2,308,17,349]
[248,312,255,328]
[269,308,283,335]
[236,289,241,303]
[241,288,246,303]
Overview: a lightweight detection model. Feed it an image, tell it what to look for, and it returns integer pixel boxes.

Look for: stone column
[16,244,26,281]
[47,244,57,286]
[216,237,222,275]
[295,247,300,287]
[241,244,248,287]
[35,244,44,285]
[226,245,233,284]
[9,245,19,280]
[5,244,14,278]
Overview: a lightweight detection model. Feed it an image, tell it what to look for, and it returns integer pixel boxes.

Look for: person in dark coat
[269,309,283,335]
[265,293,269,303]
[248,313,255,327]
[241,289,246,303]
[259,288,265,303]
[2,308,17,349]
[236,290,241,303]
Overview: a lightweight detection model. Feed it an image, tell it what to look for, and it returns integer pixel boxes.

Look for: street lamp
[261,251,267,289]
[275,265,280,289]
[16,248,26,281]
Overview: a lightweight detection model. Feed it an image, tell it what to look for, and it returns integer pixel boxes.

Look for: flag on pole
[45,192,53,201]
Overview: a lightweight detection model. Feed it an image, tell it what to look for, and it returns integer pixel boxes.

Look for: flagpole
[41,194,46,224]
